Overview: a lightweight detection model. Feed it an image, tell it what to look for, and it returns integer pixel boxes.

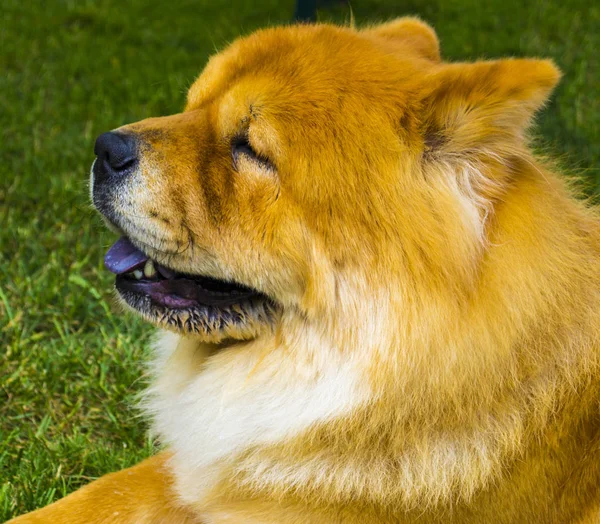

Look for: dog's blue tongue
[104,237,148,275]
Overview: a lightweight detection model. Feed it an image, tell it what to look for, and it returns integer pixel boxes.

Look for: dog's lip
[105,236,266,309]
[116,276,259,308]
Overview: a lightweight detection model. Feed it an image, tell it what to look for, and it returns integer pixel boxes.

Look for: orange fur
[10,453,196,523]
[11,18,600,523]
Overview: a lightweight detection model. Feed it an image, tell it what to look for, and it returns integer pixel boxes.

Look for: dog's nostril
[94,131,137,175]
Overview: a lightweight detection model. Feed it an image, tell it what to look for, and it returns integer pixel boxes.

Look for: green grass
[1,0,598,519]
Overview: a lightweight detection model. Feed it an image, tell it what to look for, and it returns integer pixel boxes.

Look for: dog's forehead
[185,25,414,113]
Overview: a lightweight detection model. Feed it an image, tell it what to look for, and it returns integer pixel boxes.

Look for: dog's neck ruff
[142,217,600,520]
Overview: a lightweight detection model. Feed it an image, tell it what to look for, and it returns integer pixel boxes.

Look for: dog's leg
[8,451,199,524]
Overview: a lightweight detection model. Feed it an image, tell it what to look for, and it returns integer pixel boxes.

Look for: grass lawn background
[1,0,598,519]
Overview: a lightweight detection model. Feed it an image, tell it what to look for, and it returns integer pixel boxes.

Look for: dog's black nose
[93,132,137,181]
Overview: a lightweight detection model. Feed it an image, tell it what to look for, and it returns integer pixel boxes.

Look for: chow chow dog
[12,17,600,524]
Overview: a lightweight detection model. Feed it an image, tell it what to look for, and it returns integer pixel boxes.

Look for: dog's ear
[418,59,560,240]
[363,17,441,62]
[421,59,561,159]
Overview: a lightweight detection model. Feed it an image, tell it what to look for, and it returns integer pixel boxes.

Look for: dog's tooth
[133,269,143,280]
[144,260,156,278]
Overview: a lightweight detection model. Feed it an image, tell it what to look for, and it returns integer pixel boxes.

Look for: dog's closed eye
[232,135,274,172]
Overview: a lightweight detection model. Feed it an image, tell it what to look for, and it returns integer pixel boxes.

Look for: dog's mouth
[105,237,276,340]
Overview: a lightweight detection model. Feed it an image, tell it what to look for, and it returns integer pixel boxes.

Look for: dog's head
[92,19,559,344]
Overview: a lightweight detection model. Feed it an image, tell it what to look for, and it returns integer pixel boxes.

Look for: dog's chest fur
[145,330,370,507]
